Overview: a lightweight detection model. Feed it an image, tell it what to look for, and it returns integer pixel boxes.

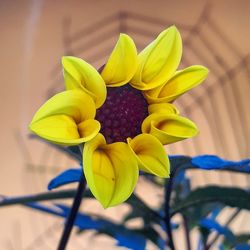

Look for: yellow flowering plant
[29,26,208,208]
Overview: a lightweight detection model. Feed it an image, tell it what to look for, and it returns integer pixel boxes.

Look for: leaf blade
[171,186,250,217]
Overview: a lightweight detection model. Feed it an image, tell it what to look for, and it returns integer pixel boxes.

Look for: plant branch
[182,214,191,250]
[57,174,86,250]
[163,160,192,250]
[164,172,176,250]
[0,189,80,208]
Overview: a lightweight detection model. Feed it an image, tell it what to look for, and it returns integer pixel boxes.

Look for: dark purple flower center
[96,84,148,144]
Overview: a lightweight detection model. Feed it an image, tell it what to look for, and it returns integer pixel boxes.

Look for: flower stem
[57,174,86,250]
[182,214,191,250]
[164,172,175,250]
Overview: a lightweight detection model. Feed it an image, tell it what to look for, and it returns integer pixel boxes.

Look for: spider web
[47,6,250,160]
[20,4,250,250]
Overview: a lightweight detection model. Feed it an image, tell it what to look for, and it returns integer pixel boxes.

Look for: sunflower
[29,26,208,208]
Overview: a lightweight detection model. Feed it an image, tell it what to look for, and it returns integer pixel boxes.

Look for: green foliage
[222,233,250,249]
[2,154,250,249]
[171,186,250,216]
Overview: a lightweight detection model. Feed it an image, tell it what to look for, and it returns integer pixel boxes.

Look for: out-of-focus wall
[0,0,249,249]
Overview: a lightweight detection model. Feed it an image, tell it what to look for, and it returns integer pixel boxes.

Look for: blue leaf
[57,204,146,250]
[199,218,236,244]
[26,202,146,250]
[26,202,62,216]
[115,230,146,250]
[209,206,223,220]
[217,244,225,250]
[156,236,166,250]
[196,237,203,250]
[48,168,82,190]
[235,244,250,250]
[55,204,108,230]
[27,202,111,231]
[192,155,250,173]
[174,170,185,183]
[27,203,112,231]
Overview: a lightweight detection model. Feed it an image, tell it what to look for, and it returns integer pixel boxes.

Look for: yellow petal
[101,34,138,87]
[32,114,78,139]
[131,26,182,90]
[77,119,101,142]
[83,134,138,208]
[29,115,85,145]
[148,103,179,115]
[142,113,198,144]
[31,90,96,124]
[145,65,209,103]
[62,56,107,108]
[29,90,99,145]
[127,134,170,177]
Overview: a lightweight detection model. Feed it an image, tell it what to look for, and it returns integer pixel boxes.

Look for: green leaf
[171,186,250,217]
[222,233,250,249]
[236,234,250,243]
[134,227,165,250]
[0,189,163,232]
[123,194,163,225]
[0,189,79,207]
[183,203,222,229]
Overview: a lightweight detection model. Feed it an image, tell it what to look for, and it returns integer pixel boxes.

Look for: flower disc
[96,85,148,143]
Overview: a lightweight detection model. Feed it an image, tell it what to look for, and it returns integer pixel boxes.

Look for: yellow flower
[29,26,208,208]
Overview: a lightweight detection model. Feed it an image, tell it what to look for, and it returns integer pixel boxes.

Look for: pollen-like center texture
[96,85,148,144]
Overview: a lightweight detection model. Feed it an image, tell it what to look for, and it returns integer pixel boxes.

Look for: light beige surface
[0,0,250,249]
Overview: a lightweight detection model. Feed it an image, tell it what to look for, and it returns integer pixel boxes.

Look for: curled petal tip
[142,113,199,145]
[61,56,74,65]
[202,66,209,75]
[170,25,178,30]
[128,134,170,178]
[62,56,107,108]
[28,90,99,145]
[101,33,137,87]
[144,65,209,103]
[131,25,182,90]
[119,33,127,38]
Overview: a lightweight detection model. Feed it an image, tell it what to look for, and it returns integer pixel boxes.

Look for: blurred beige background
[0,0,250,249]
